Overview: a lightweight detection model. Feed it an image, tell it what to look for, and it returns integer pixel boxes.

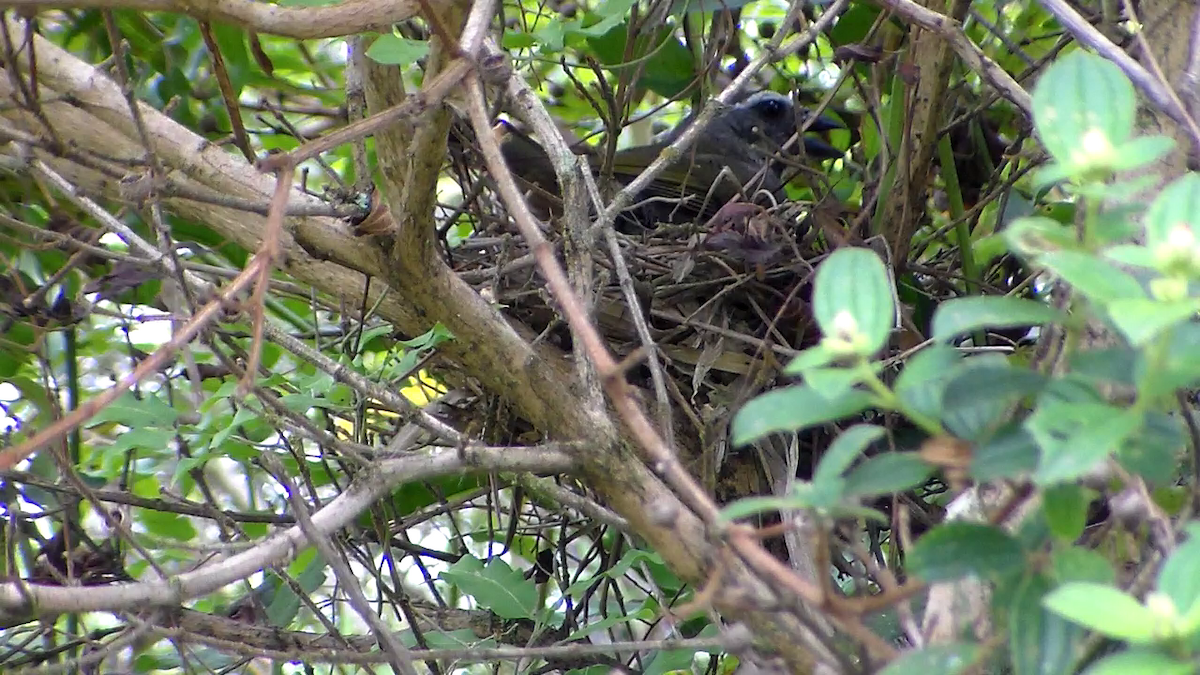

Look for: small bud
[1146,591,1179,623]
[1149,276,1188,301]
[1154,223,1200,277]
[1166,223,1196,250]
[831,310,859,341]
[822,310,866,357]
[1071,127,1116,169]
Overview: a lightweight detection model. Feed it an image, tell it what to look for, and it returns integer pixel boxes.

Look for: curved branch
[1037,0,1200,152]
[0,19,843,671]
[0,445,575,623]
[6,0,420,39]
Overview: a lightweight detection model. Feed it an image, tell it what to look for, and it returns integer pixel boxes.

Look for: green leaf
[1107,136,1176,172]
[1038,250,1146,302]
[586,23,694,98]
[211,405,261,449]
[265,552,326,627]
[1029,402,1141,486]
[1042,484,1093,542]
[532,20,568,51]
[278,393,326,414]
[88,391,180,429]
[971,423,1039,481]
[355,324,394,348]
[140,509,197,542]
[1117,412,1184,485]
[908,523,1026,582]
[1043,583,1166,644]
[1082,650,1194,675]
[644,646,698,675]
[1157,524,1200,625]
[366,34,429,65]
[440,556,539,620]
[813,424,886,483]
[378,474,487,521]
[1107,298,1200,346]
[803,365,871,400]
[1031,51,1136,173]
[1143,172,1200,251]
[605,548,663,580]
[1051,547,1115,585]
[1005,216,1079,257]
[502,30,539,49]
[877,643,978,675]
[1090,204,1146,245]
[812,247,896,356]
[170,454,207,487]
[720,493,814,522]
[101,428,176,474]
[829,3,881,45]
[669,0,758,12]
[842,452,932,498]
[894,345,963,421]
[1105,245,1159,269]
[932,296,1061,341]
[566,609,645,641]
[1146,324,1200,395]
[941,361,1046,440]
[398,322,454,350]
[722,478,892,523]
[782,344,835,375]
[210,24,251,96]
[731,385,873,446]
[1068,346,1137,388]
[1009,574,1082,675]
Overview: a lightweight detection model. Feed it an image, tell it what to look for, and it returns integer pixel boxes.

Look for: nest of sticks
[440,136,862,490]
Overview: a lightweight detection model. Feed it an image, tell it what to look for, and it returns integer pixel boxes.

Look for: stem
[856,361,946,436]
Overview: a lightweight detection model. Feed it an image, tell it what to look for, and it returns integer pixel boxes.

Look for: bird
[494,90,843,230]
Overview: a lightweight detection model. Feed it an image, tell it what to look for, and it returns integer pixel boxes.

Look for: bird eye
[756,97,787,118]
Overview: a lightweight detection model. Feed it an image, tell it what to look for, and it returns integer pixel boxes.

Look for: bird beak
[798,110,844,159]
[804,111,844,133]
[802,137,845,160]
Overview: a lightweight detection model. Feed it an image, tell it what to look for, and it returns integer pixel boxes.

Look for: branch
[0,444,574,622]
[2,17,847,670]
[867,0,980,266]
[463,56,849,675]
[1038,0,1200,153]
[141,608,741,666]
[869,0,1033,116]
[264,453,420,675]
[6,0,421,39]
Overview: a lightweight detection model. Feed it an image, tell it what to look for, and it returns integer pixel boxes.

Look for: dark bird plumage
[496,91,843,229]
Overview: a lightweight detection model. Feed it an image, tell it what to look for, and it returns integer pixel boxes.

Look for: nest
[434,116,945,509]
[443,171,853,483]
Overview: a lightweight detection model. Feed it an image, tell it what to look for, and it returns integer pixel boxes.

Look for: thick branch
[6,0,420,39]
[870,0,1032,116]
[0,21,840,671]
[871,0,974,267]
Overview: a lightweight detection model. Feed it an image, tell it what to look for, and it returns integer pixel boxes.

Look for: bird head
[715,90,844,160]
